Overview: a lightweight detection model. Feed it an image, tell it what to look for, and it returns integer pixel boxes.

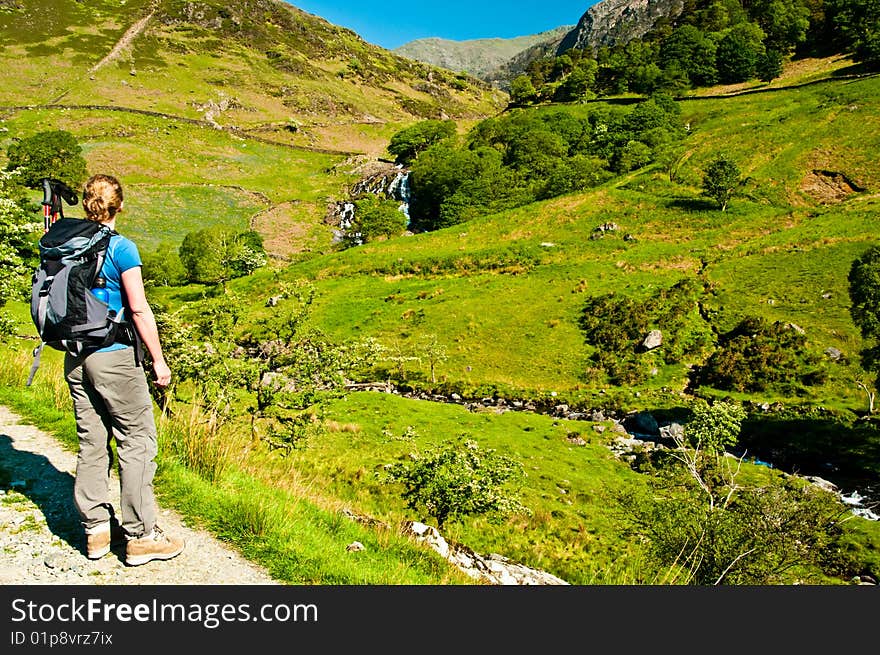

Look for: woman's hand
[152,359,172,387]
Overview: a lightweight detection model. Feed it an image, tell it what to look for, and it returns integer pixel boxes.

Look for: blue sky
[286,1,595,50]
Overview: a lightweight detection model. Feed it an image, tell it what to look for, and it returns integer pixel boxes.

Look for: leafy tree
[345,195,407,246]
[701,154,741,211]
[509,75,538,105]
[659,25,719,87]
[419,333,448,384]
[179,226,266,285]
[553,62,597,102]
[142,241,188,287]
[848,245,880,409]
[749,0,812,53]
[829,0,880,67]
[5,130,88,189]
[0,170,38,339]
[384,437,531,528]
[716,22,766,83]
[388,120,457,165]
[849,246,880,341]
[756,48,785,82]
[409,142,520,230]
[685,399,748,454]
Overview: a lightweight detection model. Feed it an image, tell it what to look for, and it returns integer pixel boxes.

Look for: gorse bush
[579,279,714,385]
[693,316,828,394]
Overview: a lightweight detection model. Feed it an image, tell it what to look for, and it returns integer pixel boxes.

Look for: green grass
[3,22,880,585]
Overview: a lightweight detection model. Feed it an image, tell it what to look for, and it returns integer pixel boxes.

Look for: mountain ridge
[394,25,574,80]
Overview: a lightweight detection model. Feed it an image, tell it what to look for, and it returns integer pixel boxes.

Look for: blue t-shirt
[97,234,142,353]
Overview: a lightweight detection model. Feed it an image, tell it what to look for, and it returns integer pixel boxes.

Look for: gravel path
[0,405,279,585]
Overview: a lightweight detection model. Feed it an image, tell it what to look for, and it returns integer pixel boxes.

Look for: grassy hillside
[0,0,506,155]
[226,72,880,411]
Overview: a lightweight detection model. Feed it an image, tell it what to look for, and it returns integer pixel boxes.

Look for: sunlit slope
[0,0,506,154]
[0,106,349,254]
[235,74,880,409]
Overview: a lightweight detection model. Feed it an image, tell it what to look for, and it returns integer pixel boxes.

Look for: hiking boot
[125,526,184,566]
[85,523,112,560]
[85,519,127,559]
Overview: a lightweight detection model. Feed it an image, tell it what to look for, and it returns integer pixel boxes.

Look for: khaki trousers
[64,347,157,539]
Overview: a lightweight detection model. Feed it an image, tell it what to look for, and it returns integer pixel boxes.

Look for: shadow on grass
[666,197,720,212]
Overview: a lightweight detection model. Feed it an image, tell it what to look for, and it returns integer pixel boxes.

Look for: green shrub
[693,316,828,393]
[383,437,531,528]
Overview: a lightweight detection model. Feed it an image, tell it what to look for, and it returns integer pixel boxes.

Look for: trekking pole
[40,178,79,232]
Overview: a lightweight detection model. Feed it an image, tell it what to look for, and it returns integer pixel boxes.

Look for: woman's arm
[121,265,172,387]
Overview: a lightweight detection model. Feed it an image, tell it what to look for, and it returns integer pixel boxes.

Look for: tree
[345,195,407,246]
[756,48,785,82]
[848,245,880,409]
[701,154,741,211]
[716,23,766,83]
[387,120,457,166]
[178,226,266,285]
[659,25,719,87]
[685,399,748,455]
[5,130,88,189]
[419,334,448,384]
[142,241,188,287]
[849,246,880,341]
[829,0,880,68]
[0,169,38,339]
[384,438,530,528]
[749,0,812,53]
[509,75,538,105]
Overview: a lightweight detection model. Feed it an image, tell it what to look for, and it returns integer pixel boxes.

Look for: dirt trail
[88,8,155,75]
[0,405,279,585]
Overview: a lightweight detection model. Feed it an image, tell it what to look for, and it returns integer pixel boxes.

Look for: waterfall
[332,202,358,244]
[388,166,412,226]
[332,163,413,244]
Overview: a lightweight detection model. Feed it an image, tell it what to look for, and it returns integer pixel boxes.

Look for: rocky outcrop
[558,0,686,54]
[403,521,570,585]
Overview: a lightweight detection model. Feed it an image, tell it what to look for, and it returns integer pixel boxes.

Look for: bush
[383,437,531,528]
[693,316,827,393]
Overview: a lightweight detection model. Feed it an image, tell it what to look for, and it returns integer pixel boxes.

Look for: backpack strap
[26,343,44,387]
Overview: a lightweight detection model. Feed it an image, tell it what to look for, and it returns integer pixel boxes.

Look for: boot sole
[125,545,184,567]
[87,545,111,560]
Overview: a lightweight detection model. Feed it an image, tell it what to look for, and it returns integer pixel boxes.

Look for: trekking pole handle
[40,178,79,230]
[42,179,53,232]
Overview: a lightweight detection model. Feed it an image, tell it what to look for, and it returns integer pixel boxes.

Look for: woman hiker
[65,173,184,566]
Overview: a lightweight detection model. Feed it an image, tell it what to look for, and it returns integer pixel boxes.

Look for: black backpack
[27,217,137,385]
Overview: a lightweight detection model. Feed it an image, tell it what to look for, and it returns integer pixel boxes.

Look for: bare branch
[714,547,758,585]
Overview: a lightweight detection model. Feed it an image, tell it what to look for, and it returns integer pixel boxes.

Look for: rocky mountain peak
[558,0,685,53]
